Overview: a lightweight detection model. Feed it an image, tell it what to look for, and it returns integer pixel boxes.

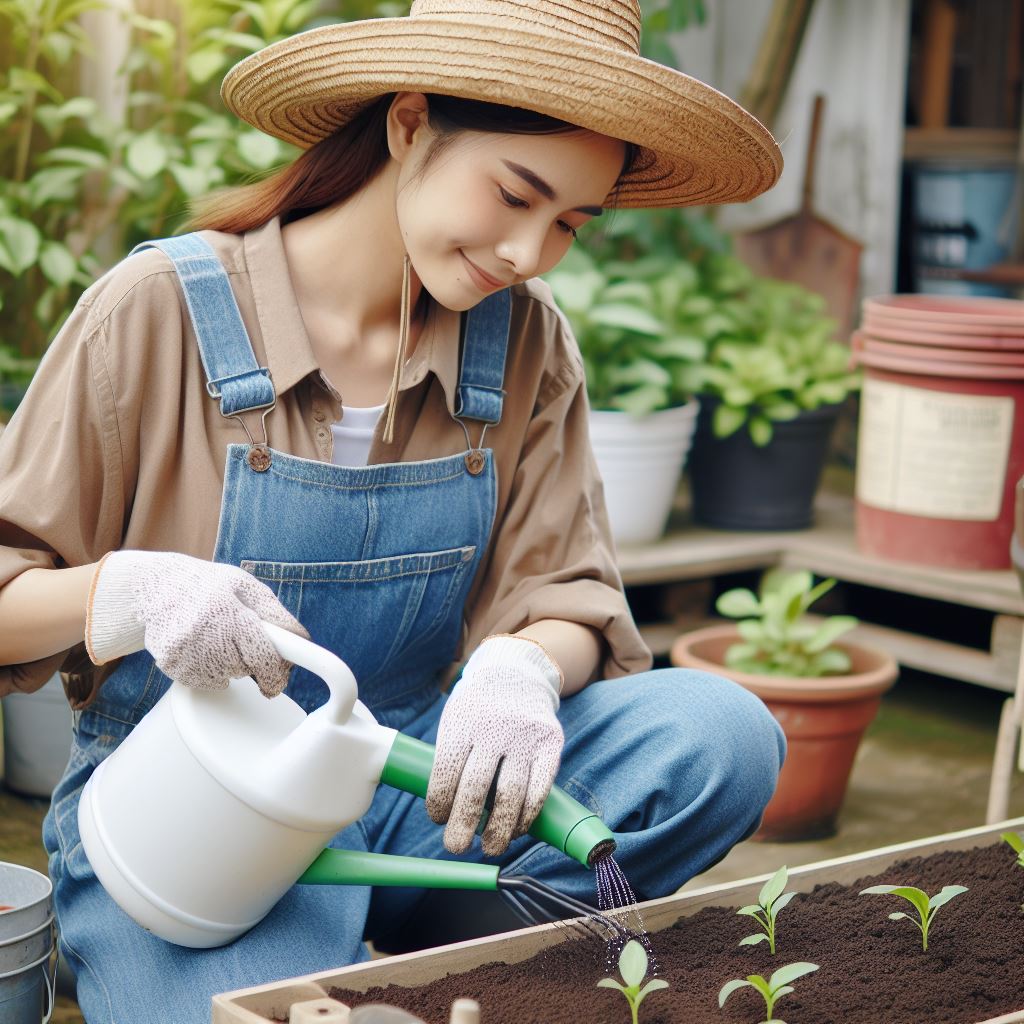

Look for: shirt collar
[244,216,464,411]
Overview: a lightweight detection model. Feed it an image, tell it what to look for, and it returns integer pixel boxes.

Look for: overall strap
[454,288,512,426]
[129,234,276,416]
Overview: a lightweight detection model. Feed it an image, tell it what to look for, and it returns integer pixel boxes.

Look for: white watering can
[78,624,614,948]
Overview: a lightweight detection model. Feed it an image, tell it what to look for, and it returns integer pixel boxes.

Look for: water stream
[594,853,659,975]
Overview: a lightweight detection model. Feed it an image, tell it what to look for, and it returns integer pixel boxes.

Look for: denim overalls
[42,235,785,1024]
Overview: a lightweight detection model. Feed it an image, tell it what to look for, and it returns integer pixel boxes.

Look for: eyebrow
[501,160,604,217]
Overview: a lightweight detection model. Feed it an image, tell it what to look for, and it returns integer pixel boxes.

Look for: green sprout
[737,865,796,954]
[1002,832,1024,910]
[718,962,819,1023]
[596,939,669,1024]
[859,884,968,950]
[1003,831,1024,868]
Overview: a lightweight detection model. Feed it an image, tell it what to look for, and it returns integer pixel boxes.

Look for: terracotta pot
[670,624,898,842]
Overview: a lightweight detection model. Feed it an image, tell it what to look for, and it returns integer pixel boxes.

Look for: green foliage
[545,243,707,414]
[737,865,796,955]
[1003,830,1024,868]
[859,883,968,951]
[717,961,819,1023]
[715,569,859,678]
[596,939,669,1024]
[0,0,410,360]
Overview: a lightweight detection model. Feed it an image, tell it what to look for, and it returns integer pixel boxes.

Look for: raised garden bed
[212,818,1024,1024]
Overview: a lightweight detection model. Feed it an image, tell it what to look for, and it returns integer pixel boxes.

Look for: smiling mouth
[461,251,505,290]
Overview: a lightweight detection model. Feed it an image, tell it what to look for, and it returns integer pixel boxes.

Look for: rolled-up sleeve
[0,291,126,696]
[464,320,652,681]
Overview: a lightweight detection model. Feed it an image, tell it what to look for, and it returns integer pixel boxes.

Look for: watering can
[78,623,616,948]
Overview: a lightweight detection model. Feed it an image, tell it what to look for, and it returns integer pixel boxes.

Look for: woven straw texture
[221,0,783,208]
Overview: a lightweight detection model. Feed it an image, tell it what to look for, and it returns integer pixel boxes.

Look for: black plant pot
[687,400,842,530]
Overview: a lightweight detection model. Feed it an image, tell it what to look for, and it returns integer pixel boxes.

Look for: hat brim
[221,17,783,208]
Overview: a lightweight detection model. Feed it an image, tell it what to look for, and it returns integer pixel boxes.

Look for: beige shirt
[0,218,650,708]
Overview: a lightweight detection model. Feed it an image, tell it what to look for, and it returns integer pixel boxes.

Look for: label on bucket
[856,377,1013,520]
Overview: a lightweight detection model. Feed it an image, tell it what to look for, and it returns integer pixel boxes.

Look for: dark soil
[330,842,1024,1024]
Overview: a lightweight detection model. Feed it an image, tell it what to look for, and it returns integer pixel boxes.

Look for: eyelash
[499,187,578,240]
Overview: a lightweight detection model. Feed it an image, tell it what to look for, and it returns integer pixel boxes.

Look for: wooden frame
[211,817,1024,1024]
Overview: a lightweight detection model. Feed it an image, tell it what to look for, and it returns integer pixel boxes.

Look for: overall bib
[42,235,785,1024]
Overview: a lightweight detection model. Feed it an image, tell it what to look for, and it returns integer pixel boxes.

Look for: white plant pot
[589,400,700,546]
[1,673,73,798]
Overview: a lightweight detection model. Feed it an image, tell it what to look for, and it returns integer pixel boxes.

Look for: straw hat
[221,0,783,209]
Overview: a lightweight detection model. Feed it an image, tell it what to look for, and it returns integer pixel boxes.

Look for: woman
[0,1,786,1020]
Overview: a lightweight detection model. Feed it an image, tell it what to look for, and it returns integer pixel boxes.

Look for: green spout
[298,848,500,890]
[380,732,616,869]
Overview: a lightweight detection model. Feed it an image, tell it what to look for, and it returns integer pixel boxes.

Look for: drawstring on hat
[382,252,412,445]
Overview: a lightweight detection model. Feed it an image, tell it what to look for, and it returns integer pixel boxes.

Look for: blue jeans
[45,668,783,1023]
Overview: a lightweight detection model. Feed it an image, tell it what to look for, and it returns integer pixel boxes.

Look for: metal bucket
[0,863,57,1024]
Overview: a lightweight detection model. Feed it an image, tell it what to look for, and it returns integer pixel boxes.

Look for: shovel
[734,94,864,338]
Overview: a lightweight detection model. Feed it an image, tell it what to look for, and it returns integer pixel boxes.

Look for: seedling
[736,864,796,955]
[1002,831,1024,869]
[1002,832,1024,910]
[859,883,968,950]
[718,962,819,1023]
[596,939,669,1024]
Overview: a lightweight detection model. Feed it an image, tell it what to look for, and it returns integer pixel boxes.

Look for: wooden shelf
[902,127,1020,162]
[620,492,1024,692]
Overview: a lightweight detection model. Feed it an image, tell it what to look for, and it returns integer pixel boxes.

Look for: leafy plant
[596,938,669,1024]
[858,883,968,950]
[717,962,819,1023]
[715,569,858,677]
[737,865,796,955]
[0,0,409,367]
[545,244,707,414]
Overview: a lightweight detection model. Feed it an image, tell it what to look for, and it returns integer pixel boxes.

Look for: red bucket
[854,297,1024,570]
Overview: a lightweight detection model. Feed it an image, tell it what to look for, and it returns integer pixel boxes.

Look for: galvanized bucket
[0,862,57,1024]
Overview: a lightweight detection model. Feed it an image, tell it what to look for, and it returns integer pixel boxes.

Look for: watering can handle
[262,621,358,725]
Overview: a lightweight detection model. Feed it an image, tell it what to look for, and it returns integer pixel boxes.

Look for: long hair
[186,94,638,233]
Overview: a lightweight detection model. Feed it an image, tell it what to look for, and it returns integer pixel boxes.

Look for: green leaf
[929,885,968,910]
[236,129,284,170]
[716,588,760,618]
[637,979,670,999]
[736,904,764,916]
[739,933,768,946]
[186,49,226,84]
[889,912,909,921]
[169,162,212,199]
[749,414,773,446]
[768,962,819,989]
[711,401,746,439]
[0,216,41,276]
[589,302,665,336]
[596,978,624,991]
[39,241,77,287]
[813,648,851,674]
[126,132,169,179]
[759,865,788,909]
[1003,831,1024,854]
[26,166,82,208]
[618,939,648,988]
[772,891,797,915]
[804,616,858,653]
[718,978,752,1007]
[39,146,106,169]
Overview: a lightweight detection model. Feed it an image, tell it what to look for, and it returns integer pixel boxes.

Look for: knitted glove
[426,635,564,857]
[86,550,309,697]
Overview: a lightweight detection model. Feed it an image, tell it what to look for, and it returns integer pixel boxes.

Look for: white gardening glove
[85,550,309,697]
[426,635,564,857]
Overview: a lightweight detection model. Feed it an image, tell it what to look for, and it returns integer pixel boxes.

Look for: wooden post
[919,0,957,129]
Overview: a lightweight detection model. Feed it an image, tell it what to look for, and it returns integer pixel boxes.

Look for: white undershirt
[330,402,386,467]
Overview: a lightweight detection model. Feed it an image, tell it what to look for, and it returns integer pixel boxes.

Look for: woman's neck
[280,166,429,405]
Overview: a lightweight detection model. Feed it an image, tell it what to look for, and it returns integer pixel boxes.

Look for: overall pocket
[242,545,476,716]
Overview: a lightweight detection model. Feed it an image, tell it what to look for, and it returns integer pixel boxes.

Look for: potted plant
[669,568,898,841]
[681,258,861,530]
[544,243,706,546]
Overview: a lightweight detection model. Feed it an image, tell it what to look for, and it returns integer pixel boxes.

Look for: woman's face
[392,101,625,311]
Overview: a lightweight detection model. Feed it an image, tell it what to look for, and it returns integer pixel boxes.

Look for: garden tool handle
[381,733,617,869]
[262,621,358,725]
[298,848,500,890]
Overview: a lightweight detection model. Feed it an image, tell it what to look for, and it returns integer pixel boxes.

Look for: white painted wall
[671,0,912,302]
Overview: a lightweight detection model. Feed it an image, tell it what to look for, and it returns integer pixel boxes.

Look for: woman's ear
[387,92,431,163]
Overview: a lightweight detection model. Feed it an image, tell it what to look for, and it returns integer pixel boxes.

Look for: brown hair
[186,93,638,234]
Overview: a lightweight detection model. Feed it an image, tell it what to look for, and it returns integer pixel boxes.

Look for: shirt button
[316,427,329,441]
